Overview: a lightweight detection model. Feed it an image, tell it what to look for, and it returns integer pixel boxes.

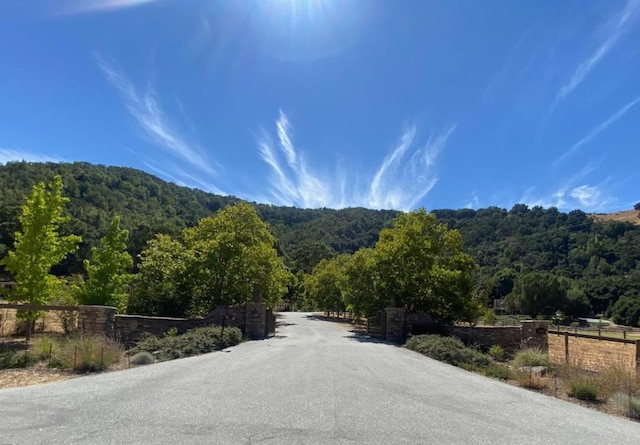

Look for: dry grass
[591,210,640,225]
[548,333,635,372]
[0,308,70,337]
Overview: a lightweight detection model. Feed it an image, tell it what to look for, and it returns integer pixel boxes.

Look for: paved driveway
[1,312,639,444]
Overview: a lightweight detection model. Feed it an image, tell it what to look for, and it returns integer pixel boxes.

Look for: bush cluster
[567,376,599,401]
[1,334,122,372]
[404,335,491,368]
[511,348,550,368]
[610,392,640,420]
[128,326,242,362]
[0,350,38,369]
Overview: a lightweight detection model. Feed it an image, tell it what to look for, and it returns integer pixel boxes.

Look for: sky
[1,0,639,213]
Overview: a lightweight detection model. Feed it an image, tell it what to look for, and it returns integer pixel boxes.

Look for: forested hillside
[0,162,398,275]
[1,161,639,324]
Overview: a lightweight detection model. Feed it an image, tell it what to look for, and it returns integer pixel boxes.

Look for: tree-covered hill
[1,161,639,323]
[0,161,398,275]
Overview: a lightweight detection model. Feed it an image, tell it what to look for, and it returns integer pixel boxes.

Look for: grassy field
[550,326,640,340]
[591,210,640,225]
[548,332,637,372]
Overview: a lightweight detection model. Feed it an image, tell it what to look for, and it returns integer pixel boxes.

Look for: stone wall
[521,320,549,350]
[390,308,549,353]
[78,304,268,346]
[78,305,116,338]
[446,325,522,353]
[245,302,267,340]
[384,307,405,343]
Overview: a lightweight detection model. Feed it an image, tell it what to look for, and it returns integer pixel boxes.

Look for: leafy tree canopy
[78,215,133,312]
[0,175,81,323]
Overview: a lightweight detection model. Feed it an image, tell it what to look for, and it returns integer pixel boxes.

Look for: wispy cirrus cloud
[0,148,63,164]
[95,54,224,195]
[368,125,456,210]
[521,162,616,212]
[464,192,480,210]
[55,0,157,16]
[555,94,640,164]
[257,111,455,211]
[555,0,640,103]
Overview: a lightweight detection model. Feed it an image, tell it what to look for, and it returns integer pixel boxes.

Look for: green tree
[78,216,133,312]
[304,255,349,313]
[0,176,81,334]
[341,248,382,316]
[505,272,576,318]
[372,209,478,323]
[608,291,640,327]
[185,202,293,315]
[128,234,191,317]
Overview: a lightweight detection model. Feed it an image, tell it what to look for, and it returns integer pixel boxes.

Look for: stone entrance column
[384,307,405,343]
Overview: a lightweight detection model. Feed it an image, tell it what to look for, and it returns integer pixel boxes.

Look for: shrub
[567,376,599,401]
[130,351,154,365]
[512,347,550,368]
[128,326,242,362]
[488,345,505,362]
[0,350,38,369]
[32,335,59,361]
[404,335,491,368]
[58,335,123,372]
[485,363,510,380]
[597,362,638,399]
[482,309,497,326]
[610,392,640,420]
[514,369,547,390]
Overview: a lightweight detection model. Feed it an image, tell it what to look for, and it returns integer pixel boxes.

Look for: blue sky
[1,0,639,212]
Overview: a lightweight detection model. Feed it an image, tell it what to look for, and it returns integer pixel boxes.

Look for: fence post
[564,332,569,364]
[636,340,640,385]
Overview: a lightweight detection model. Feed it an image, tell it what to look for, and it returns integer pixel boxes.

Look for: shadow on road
[277,322,296,327]
[270,335,288,340]
[304,314,358,325]
[344,330,398,346]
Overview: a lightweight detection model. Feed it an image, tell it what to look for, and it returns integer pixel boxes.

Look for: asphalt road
[1,312,639,444]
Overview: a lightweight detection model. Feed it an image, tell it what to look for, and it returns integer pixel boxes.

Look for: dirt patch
[0,363,76,389]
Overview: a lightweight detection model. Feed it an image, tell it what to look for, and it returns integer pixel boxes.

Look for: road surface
[1,312,639,444]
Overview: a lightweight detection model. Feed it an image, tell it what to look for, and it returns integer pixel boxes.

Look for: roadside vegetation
[1,324,243,377]
[405,334,640,421]
[1,334,122,372]
[127,326,242,362]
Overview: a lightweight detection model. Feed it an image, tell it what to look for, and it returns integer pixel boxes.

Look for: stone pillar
[78,305,117,338]
[384,307,405,343]
[521,320,549,351]
[245,302,267,340]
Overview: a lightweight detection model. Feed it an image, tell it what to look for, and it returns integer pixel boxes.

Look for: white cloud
[95,54,223,192]
[555,94,640,164]
[556,0,640,102]
[55,0,157,16]
[0,148,63,164]
[464,192,480,209]
[257,111,455,210]
[570,185,607,209]
[520,163,616,212]
[369,125,456,210]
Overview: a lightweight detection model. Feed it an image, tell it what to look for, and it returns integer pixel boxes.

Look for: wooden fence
[549,330,640,382]
[0,303,79,336]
